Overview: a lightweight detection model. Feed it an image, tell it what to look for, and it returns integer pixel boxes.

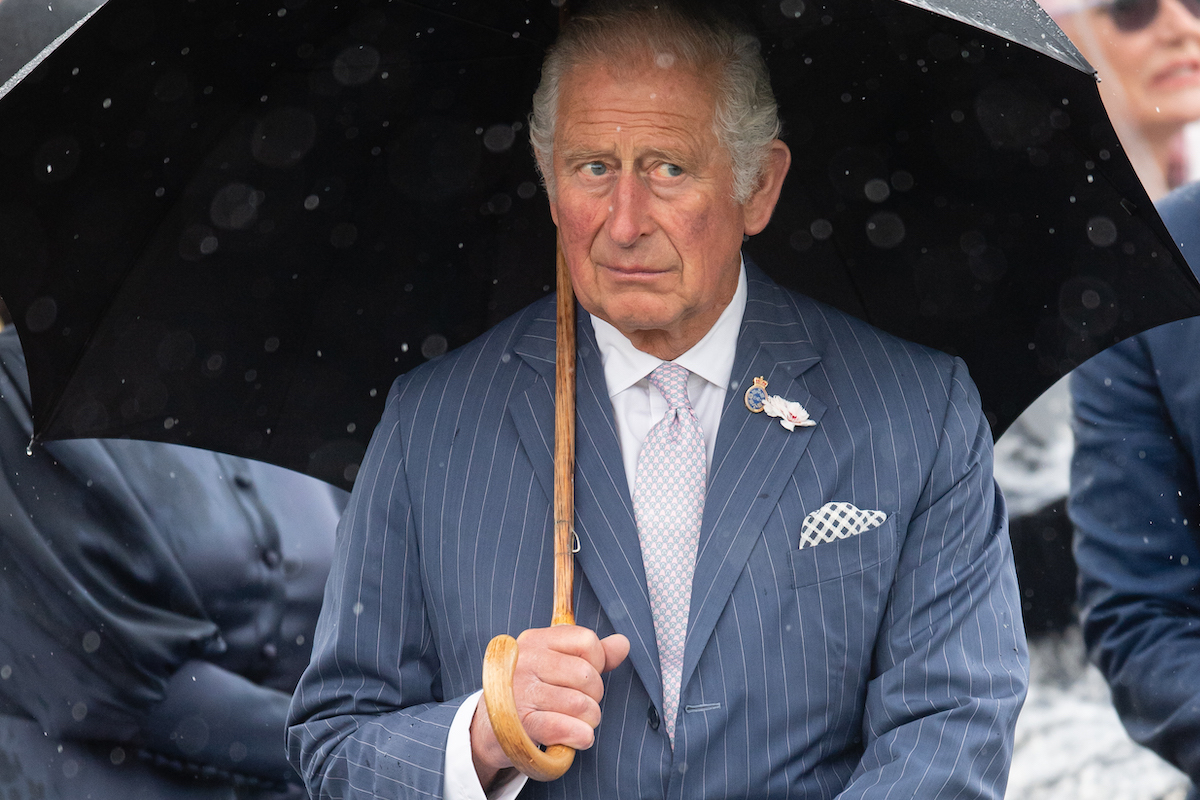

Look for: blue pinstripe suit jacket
[287,263,1028,799]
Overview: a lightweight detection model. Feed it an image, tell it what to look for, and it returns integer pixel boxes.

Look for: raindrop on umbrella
[1086,216,1118,248]
[333,44,380,87]
[421,334,448,359]
[24,295,57,332]
[779,0,805,18]
[866,211,905,249]
[483,123,517,154]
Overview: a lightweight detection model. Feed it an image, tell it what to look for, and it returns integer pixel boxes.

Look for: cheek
[554,201,600,250]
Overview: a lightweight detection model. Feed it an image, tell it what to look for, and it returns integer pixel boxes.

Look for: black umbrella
[1,0,1197,490]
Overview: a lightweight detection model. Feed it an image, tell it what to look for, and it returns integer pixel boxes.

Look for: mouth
[598,262,670,279]
[1152,59,1200,89]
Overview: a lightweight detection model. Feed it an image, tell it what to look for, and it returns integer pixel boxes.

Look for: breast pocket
[788,516,898,589]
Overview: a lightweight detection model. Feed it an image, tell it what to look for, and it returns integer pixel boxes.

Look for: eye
[582,161,608,177]
[653,162,684,179]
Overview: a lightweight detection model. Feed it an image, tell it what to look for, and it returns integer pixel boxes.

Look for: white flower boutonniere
[762,394,817,431]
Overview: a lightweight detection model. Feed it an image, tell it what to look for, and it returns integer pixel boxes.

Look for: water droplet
[483,123,516,153]
[82,631,101,653]
[865,212,905,249]
[25,295,58,333]
[779,0,805,18]
[352,601,365,615]
[1086,216,1118,247]
[810,219,833,240]
[421,334,449,359]
[864,179,890,203]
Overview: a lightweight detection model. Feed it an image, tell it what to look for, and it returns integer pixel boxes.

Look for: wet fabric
[0,327,345,798]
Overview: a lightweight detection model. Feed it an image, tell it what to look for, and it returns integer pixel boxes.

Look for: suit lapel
[507,269,828,707]
[681,267,826,691]
[510,306,664,708]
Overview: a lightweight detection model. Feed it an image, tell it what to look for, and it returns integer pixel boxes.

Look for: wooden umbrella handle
[480,241,577,781]
[481,635,576,781]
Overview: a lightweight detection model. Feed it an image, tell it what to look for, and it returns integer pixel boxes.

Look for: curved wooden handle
[482,634,576,781]
[479,241,578,781]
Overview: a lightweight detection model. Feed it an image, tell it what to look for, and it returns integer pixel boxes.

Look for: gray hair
[529,2,782,205]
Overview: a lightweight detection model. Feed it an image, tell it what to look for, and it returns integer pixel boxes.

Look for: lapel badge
[744,376,769,413]
[763,394,817,431]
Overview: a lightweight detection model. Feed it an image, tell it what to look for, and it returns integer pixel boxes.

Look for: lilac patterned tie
[634,362,706,745]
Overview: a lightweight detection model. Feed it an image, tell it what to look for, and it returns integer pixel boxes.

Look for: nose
[605,171,653,247]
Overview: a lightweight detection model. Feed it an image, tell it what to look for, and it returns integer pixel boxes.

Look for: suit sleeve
[1070,333,1200,780]
[844,357,1029,798]
[287,380,465,799]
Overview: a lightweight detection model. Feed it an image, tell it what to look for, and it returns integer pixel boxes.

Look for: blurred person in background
[1042,0,1200,199]
[0,321,346,799]
[1069,180,1200,799]
[1000,0,1200,643]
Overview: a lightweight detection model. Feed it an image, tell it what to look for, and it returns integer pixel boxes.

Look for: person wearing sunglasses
[1041,0,1200,199]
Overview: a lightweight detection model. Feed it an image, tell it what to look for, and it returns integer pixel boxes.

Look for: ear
[742,139,791,236]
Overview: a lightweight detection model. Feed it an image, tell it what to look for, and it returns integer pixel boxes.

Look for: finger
[517,625,609,673]
[521,681,604,731]
[599,633,630,673]
[519,649,606,702]
[521,708,602,751]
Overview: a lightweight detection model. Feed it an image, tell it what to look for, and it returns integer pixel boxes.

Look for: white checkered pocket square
[799,502,888,549]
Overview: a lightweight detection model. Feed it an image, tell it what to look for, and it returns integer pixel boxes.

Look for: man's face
[547,56,765,358]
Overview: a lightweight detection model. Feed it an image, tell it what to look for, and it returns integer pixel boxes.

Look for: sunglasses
[1094,0,1200,32]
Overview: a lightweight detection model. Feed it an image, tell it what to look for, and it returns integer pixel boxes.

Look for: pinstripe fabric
[287,261,1029,799]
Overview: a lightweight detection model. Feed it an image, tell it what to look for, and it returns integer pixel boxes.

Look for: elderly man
[287,3,1028,798]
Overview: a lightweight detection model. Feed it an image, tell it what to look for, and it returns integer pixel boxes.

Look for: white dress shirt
[443,264,748,800]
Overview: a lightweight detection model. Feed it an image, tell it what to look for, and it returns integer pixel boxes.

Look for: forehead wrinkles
[554,62,719,160]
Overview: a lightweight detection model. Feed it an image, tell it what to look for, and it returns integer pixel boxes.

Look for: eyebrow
[558,146,697,170]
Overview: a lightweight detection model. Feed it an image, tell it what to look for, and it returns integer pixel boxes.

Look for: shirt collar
[590,260,747,397]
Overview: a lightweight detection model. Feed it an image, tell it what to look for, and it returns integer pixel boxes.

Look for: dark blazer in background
[1071,181,1200,785]
[0,327,346,799]
[288,263,1028,799]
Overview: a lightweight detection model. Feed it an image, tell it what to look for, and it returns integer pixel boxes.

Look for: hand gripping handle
[481,634,576,781]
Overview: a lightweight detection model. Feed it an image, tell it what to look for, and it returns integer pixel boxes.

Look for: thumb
[599,633,630,673]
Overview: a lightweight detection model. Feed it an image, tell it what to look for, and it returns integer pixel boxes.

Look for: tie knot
[648,362,691,409]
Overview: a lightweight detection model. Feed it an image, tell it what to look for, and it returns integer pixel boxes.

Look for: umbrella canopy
[1,0,1197,489]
